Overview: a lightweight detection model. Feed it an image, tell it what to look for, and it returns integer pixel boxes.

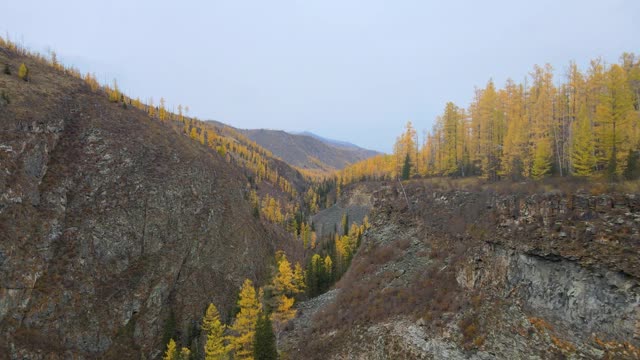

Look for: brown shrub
[397,238,411,250]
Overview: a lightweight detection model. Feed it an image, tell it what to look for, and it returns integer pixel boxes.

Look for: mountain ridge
[291,131,369,150]
[237,127,378,174]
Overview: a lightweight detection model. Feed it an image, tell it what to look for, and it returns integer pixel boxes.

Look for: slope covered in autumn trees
[239,128,378,176]
[0,37,333,359]
[0,35,380,360]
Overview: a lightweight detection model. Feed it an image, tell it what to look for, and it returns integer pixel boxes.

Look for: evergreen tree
[306,254,323,296]
[3,63,10,75]
[203,303,227,360]
[394,121,418,177]
[163,310,177,349]
[253,314,278,360]
[623,150,640,180]
[607,152,619,180]
[401,153,411,180]
[341,213,349,236]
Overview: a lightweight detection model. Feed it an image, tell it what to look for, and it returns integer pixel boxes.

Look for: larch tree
[18,63,28,81]
[163,339,178,360]
[159,97,167,121]
[108,79,120,103]
[531,137,552,179]
[202,303,227,360]
[442,102,465,175]
[500,79,527,179]
[272,256,298,296]
[529,65,555,178]
[228,279,262,360]
[571,105,595,176]
[476,80,504,180]
[270,255,302,329]
[293,262,306,293]
[178,104,184,122]
[323,255,333,279]
[179,347,191,360]
[394,121,418,177]
[148,97,155,117]
[596,64,635,176]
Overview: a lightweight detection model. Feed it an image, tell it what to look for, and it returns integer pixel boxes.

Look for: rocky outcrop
[285,181,640,359]
[0,50,285,359]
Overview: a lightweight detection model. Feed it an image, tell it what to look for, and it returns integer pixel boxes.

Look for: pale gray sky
[2,0,639,152]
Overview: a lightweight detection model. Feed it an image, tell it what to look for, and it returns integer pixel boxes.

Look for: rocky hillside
[239,128,378,173]
[0,47,298,359]
[283,180,640,359]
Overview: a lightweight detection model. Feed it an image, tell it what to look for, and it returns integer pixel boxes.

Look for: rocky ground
[311,183,374,237]
[282,180,640,359]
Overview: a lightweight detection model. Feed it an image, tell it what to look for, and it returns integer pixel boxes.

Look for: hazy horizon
[2,0,639,152]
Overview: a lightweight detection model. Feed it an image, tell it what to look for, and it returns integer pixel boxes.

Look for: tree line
[340,53,640,183]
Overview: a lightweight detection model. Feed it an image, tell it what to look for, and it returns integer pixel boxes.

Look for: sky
[2,0,639,152]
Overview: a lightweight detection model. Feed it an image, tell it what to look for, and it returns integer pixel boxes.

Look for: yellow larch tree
[18,63,28,81]
[202,303,227,360]
[596,64,635,176]
[163,339,178,360]
[159,97,167,121]
[571,105,596,176]
[228,279,261,360]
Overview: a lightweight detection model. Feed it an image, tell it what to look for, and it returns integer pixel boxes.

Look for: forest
[339,54,640,184]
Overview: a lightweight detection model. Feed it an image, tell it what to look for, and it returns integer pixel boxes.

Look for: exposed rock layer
[0,49,283,359]
[284,182,640,359]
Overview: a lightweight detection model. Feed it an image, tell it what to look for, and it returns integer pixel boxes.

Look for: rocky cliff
[0,48,290,359]
[283,181,640,359]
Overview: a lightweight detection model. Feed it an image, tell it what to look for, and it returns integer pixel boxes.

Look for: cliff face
[284,182,640,359]
[0,49,284,359]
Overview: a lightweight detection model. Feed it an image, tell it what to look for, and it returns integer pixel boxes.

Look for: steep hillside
[0,46,299,359]
[239,128,378,173]
[283,180,640,359]
[294,131,366,150]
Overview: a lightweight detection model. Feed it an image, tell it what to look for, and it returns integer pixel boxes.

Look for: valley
[1,21,640,360]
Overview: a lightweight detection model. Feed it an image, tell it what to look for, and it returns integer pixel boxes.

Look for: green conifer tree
[401,153,411,180]
[253,314,278,360]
